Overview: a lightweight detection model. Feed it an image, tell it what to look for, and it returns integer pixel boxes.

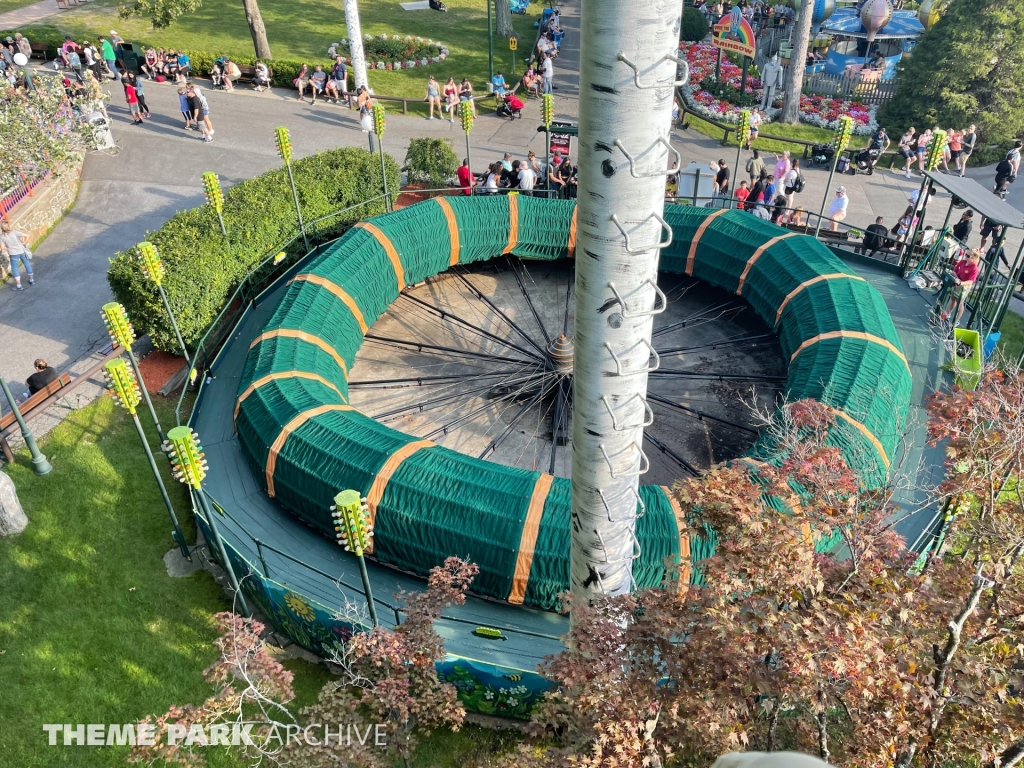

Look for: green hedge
[107,148,400,353]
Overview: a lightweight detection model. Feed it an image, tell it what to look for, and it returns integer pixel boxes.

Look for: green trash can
[120,42,141,74]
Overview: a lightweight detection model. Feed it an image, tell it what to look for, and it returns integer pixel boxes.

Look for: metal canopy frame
[902,171,1024,335]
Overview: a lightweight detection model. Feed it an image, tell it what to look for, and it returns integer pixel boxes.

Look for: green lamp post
[0,375,51,475]
[101,302,164,444]
[898,129,946,270]
[275,126,309,253]
[137,241,192,371]
[331,489,378,627]
[734,109,751,208]
[164,426,250,617]
[461,103,476,197]
[105,358,190,561]
[371,103,391,212]
[814,115,854,238]
[202,172,228,239]
[541,93,554,198]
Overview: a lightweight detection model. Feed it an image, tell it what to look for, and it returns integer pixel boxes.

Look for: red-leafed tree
[504,391,1023,768]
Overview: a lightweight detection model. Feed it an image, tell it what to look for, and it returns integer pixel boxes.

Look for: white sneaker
[905,171,910,178]
[428,116,434,119]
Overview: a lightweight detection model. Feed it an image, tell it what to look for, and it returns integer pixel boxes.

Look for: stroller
[210,56,228,88]
[496,92,524,120]
[854,147,880,175]
[811,142,835,166]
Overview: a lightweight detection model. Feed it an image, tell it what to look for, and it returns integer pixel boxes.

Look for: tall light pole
[0,375,51,475]
[275,127,309,253]
[571,0,686,604]
[165,426,250,617]
[331,489,378,628]
[202,172,228,239]
[137,241,192,368]
[343,0,369,94]
[372,103,390,212]
[461,105,475,196]
[104,358,191,561]
[101,302,165,444]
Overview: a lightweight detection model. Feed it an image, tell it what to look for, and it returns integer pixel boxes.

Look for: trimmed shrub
[107,148,400,353]
[405,137,460,190]
[681,7,710,43]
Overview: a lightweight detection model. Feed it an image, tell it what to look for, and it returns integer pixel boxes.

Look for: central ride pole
[571,0,686,607]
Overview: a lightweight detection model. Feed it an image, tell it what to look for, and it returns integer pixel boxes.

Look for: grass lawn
[19,0,541,97]
[0,0,40,15]
[0,395,523,767]
[997,307,1024,363]
[680,110,870,156]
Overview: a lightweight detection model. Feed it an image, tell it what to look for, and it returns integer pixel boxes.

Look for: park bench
[29,42,49,61]
[0,373,71,463]
[55,0,81,10]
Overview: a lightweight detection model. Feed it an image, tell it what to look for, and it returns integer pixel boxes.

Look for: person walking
[177,86,194,129]
[897,127,916,178]
[773,150,791,181]
[0,221,33,291]
[123,77,144,125]
[99,36,118,80]
[425,75,442,119]
[959,124,976,177]
[783,158,803,215]
[915,128,931,174]
[186,84,212,141]
[746,108,762,149]
[948,128,963,175]
[130,73,151,118]
[541,52,554,94]
[745,149,765,184]
[993,145,1019,200]
[827,186,848,231]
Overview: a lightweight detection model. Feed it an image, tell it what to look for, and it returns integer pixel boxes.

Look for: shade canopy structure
[821,9,923,40]
[923,171,1024,229]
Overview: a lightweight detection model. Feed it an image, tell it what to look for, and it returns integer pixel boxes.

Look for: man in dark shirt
[711,158,730,196]
[951,210,973,242]
[27,359,59,395]
[863,216,890,257]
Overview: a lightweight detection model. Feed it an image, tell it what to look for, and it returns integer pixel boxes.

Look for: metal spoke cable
[452,270,549,357]
[372,366,544,422]
[508,258,553,345]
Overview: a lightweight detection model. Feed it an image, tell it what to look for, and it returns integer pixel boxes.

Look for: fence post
[255,539,270,578]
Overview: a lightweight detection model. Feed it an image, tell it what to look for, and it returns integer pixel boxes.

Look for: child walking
[124,79,143,125]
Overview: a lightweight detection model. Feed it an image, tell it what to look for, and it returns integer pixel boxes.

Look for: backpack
[792,172,805,193]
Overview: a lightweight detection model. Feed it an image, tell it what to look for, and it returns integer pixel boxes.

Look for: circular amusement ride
[186,0,921,719]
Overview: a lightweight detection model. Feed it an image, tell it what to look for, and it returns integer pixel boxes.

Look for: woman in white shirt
[484,162,501,194]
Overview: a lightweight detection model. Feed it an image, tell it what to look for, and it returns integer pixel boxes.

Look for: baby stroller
[811,142,835,166]
[854,147,880,175]
[210,56,228,88]
[496,92,524,120]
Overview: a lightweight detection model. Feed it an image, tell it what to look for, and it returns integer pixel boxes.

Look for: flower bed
[680,43,877,135]
[328,35,450,71]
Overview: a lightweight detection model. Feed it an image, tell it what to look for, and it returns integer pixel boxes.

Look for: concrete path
[2,3,1022,405]
[0,0,66,30]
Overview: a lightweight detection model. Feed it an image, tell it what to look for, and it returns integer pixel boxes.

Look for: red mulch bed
[137,350,186,394]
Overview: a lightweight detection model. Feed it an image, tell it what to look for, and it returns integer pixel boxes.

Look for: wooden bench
[784,222,851,241]
[29,42,49,61]
[1,373,71,463]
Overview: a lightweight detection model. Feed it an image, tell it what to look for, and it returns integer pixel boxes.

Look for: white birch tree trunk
[343,0,369,92]
[570,0,683,602]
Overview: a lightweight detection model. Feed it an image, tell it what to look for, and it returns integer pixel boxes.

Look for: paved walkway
[0,0,66,30]
[1,4,1021,405]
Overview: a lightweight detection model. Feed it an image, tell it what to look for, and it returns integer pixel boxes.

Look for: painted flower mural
[679,43,878,135]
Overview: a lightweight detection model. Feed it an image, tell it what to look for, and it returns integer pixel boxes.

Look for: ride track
[191,195,917,717]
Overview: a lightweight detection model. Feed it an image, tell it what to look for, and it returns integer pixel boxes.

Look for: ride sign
[711,16,757,59]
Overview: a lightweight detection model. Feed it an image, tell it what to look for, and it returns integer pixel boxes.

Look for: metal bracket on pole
[605,338,661,376]
[613,136,681,178]
[610,212,673,254]
[597,485,647,522]
[607,279,667,318]
[599,441,650,478]
[616,52,690,89]
[600,393,654,431]
[594,526,642,563]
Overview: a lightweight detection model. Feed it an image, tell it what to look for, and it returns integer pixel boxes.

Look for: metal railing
[0,168,51,221]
